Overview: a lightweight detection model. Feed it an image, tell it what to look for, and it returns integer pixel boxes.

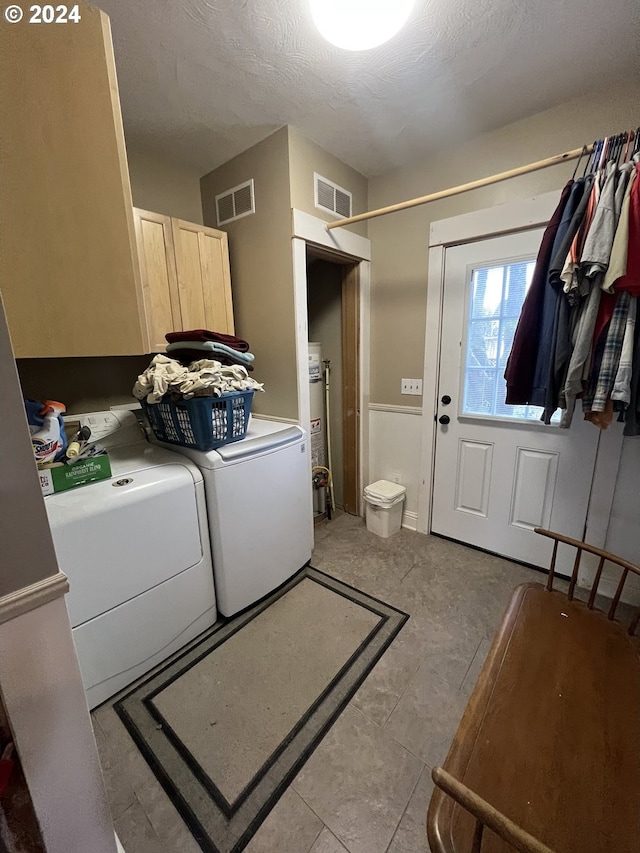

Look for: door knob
[441,395,451,405]
[438,415,450,425]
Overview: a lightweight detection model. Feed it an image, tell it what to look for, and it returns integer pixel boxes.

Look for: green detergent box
[39,453,112,496]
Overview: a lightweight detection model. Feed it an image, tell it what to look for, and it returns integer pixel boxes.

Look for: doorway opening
[306,245,360,518]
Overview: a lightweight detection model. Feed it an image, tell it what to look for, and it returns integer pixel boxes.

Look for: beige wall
[368,82,640,406]
[127,147,204,223]
[288,127,368,238]
[307,259,344,506]
[200,127,298,419]
[0,295,60,596]
[17,355,150,414]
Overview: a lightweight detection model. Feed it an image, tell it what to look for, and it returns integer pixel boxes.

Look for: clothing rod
[326,145,592,230]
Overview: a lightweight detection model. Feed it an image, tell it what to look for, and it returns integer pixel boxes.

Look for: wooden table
[427,581,640,853]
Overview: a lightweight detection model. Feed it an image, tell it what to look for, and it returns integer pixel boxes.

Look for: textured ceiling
[98,0,639,178]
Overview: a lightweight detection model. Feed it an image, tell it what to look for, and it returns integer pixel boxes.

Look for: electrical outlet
[391,470,402,484]
[401,378,423,395]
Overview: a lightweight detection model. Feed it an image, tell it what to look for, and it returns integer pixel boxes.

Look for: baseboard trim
[402,510,418,531]
[369,403,422,416]
[0,572,69,626]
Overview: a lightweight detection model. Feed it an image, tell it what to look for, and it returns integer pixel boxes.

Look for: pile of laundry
[133,355,264,405]
[164,329,255,371]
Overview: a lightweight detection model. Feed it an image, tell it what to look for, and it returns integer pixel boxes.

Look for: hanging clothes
[599,161,635,291]
[590,161,638,344]
[559,168,620,426]
[559,280,602,427]
[584,290,632,414]
[504,181,573,404]
[504,130,640,433]
[611,297,637,405]
[561,172,601,304]
[623,304,640,437]
[615,159,640,292]
[541,175,596,422]
[529,178,588,408]
[573,164,616,286]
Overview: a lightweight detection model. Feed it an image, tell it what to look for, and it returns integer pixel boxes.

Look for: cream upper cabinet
[0,3,148,358]
[171,219,235,335]
[134,210,235,349]
[133,209,182,351]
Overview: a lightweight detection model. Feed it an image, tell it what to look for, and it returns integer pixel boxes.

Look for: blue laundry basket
[142,390,254,451]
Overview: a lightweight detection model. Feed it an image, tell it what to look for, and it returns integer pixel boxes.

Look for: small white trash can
[364,479,406,538]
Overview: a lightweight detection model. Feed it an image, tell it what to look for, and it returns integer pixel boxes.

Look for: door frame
[305,249,361,514]
[416,192,624,560]
[291,209,371,517]
[341,262,360,514]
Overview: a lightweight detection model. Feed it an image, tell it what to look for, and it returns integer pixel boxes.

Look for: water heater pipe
[323,359,336,512]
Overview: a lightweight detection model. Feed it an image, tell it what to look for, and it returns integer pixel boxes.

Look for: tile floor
[93,514,550,853]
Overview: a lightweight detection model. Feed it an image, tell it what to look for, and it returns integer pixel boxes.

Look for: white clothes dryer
[45,410,217,709]
[158,417,313,617]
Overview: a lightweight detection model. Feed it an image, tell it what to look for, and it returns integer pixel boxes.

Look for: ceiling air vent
[215,179,255,226]
[314,173,352,219]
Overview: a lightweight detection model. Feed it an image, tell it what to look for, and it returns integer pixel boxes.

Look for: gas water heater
[308,342,326,468]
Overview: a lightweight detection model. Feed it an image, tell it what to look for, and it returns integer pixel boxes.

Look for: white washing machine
[45,410,217,710]
[160,417,313,617]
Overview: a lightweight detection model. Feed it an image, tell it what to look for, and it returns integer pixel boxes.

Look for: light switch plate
[401,378,423,395]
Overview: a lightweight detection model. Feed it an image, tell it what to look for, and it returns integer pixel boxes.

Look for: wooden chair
[427,528,640,853]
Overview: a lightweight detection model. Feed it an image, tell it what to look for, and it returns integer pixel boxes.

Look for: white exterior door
[431,231,600,574]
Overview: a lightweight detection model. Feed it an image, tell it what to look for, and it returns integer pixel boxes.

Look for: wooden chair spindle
[608,568,629,621]
[534,529,640,623]
[568,548,582,601]
[471,819,484,853]
[587,556,606,609]
[546,539,558,591]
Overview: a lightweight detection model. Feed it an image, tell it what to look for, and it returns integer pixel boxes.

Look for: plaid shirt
[583,290,632,412]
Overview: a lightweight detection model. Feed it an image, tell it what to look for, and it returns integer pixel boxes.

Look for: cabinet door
[171,220,235,335]
[133,209,181,350]
[0,5,146,357]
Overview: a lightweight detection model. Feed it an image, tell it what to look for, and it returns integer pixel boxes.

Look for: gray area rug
[116,566,408,853]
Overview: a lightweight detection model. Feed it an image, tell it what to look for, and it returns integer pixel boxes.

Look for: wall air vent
[314,173,352,219]
[215,179,255,226]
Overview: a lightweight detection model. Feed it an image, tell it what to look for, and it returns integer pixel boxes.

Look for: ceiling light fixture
[310,0,415,51]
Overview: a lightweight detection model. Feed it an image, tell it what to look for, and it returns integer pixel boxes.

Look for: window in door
[462,258,558,423]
